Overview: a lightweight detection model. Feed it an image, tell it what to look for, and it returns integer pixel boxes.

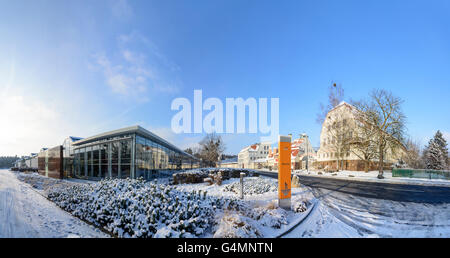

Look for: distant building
[265,134,317,171]
[238,142,271,169]
[62,136,83,177]
[291,134,316,170]
[15,154,38,171]
[267,146,278,170]
[38,145,64,178]
[219,157,239,168]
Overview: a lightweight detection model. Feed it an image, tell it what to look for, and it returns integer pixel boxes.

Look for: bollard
[240,172,246,199]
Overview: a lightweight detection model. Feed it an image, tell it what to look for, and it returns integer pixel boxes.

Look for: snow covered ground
[0,169,108,238]
[294,170,450,187]
[44,174,314,238]
[5,168,448,238]
[174,176,315,238]
[284,186,450,238]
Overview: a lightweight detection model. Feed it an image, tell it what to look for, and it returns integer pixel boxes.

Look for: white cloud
[111,0,133,20]
[94,32,181,102]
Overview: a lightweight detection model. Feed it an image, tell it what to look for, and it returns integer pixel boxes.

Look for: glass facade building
[71,126,199,180]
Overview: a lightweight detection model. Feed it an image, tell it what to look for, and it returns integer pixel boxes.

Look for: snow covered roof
[327,100,354,115]
[240,143,262,153]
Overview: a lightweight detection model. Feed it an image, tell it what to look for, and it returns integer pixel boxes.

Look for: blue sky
[1,0,449,156]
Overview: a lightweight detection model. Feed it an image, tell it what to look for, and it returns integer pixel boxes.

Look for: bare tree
[316,82,345,124]
[403,138,423,169]
[348,109,378,172]
[353,90,406,179]
[198,134,226,167]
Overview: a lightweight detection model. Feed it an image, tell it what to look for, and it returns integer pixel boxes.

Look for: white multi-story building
[316,101,405,171]
[238,142,271,169]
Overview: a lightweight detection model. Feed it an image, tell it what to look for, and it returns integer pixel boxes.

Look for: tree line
[404,130,449,171]
[0,156,19,168]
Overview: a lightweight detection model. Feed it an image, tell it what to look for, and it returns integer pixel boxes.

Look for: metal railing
[392,168,450,180]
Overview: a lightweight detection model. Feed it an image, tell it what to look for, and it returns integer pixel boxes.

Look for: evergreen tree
[434,130,449,167]
[423,131,448,170]
[0,156,19,168]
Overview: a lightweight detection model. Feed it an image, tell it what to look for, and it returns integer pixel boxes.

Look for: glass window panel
[111,142,119,165]
[80,151,85,177]
[120,140,131,164]
[93,149,100,177]
[136,138,145,177]
[101,165,108,178]
[120,164,130,179]
[111,164,118,178]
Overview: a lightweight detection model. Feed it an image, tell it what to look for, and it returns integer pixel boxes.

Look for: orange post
[278,135,291,210]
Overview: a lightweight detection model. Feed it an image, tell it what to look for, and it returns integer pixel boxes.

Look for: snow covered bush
[292,201,308,213]
[248,207,288,229]
[172,168,254,185]
[223,177,277,195]
[47,175,311,238]
[48,178,248,238]
[213,213,262,238]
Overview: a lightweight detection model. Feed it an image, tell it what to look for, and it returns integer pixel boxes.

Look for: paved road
[253,170,450,203]
[284,187,450,237]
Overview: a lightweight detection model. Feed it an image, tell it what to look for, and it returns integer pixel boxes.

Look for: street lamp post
[301,133,309,172]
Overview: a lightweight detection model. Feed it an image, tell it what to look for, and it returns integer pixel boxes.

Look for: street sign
[278,135,291,210]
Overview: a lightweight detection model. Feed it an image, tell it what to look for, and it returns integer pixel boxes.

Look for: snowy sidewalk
[293,170,450,187]
[0,169,108,238]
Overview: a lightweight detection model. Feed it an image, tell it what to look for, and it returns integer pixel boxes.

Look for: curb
[275,198,318,238]
[294,172,450,188]
[252,169,450,188]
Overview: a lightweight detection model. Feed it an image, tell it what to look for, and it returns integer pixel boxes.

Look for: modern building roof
[72,125,198,160]
[69,136,83,142]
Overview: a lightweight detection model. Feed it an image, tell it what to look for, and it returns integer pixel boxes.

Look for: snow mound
[213,213,262,238]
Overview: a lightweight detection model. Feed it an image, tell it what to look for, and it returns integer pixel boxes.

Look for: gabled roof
[327,101,354,116]
[240,143,263,153]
